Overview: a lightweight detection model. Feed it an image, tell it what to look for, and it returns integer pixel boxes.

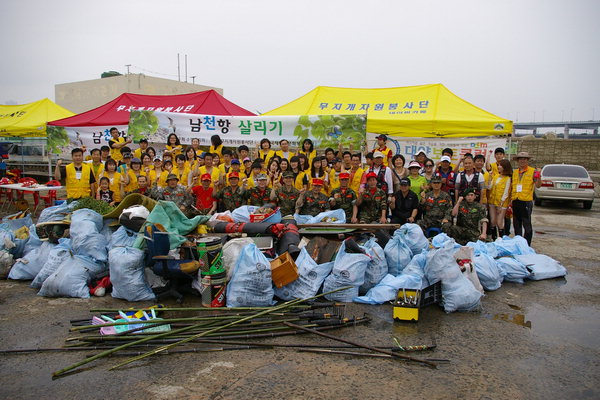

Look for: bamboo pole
[284,322,437,368]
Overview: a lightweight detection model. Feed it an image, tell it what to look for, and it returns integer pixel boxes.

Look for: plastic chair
[38,180,61,214]
[145,223,201,303]
[0,177,15,212]
[7,169,21,181]
[16,177,39,212]
[425,227,442,238]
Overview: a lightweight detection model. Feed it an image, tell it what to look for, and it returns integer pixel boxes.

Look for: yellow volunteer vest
[199,166,221,188]
[109,137,125,161]
[89,162,104,181]
[209,144,223,158]
[490,175,512,207]
[100,171,123,202]
[275,150,293,161]
[512,167,535,201]
[65,163,92,199]
[350,167,364,193]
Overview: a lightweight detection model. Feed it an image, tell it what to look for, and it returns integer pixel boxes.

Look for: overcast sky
[1,0,599,123]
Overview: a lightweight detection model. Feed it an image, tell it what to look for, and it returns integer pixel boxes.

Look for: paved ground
[0,199,599,400]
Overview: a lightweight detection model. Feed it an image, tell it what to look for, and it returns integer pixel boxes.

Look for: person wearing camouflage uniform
[296,178,330,216]
[329,172,358,223]
[442,188,488,245]
[357,172,387,224]
[214,171,248,211]
[247,173,272,207]
[417,175,453,233]
[271,171,300,217]
[149,173,194,216]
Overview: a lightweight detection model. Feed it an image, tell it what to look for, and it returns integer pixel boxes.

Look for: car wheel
[583,200,593,210]
[534,197,542,207]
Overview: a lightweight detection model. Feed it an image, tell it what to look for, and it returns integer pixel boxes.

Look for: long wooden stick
[284,322,437,368]
[298,223,401,229]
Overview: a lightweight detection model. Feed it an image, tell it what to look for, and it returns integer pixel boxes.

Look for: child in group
[96,177,115,206]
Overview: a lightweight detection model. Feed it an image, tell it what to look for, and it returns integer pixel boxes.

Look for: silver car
[534,164,595,209]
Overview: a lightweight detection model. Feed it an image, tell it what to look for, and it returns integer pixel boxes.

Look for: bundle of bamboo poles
[0,288,445,378]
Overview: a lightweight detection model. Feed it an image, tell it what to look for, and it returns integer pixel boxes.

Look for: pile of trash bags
[2,201,568,314]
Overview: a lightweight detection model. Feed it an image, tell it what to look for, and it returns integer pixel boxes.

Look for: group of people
[55,129,541,245]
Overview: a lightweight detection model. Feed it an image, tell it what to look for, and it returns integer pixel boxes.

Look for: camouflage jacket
[274,185,300,217]
[299,191,330,216]
[330,187,357,220]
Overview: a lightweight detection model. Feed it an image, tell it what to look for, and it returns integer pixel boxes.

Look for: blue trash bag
[274,247,334,301]
[30,239,72,289]
[8,241,56,280]
[403,249,430,288]
[424,240,458,284]
[514,254,567,281]
[22,224,42,256]
[231,206,282,223]
[466,240,499,258]
[495,256,531,283]
[292,213,311,225]
[360,237,388,294]
[473,253,503,291]
[37,201,76,224]
[109,226,139,249]
[38,255,103,298]
[323,240,371,302]
[306,209,346,224]
[430,233,460,249]
[1,213,33,231]
[493,235,536,257]
[354,273,423,305]
[0,226,15,253]
[226,243,275,307]
[109,247,155,301]
[70,209,108,262]
[384,230,413,276]
[396,223,429,255]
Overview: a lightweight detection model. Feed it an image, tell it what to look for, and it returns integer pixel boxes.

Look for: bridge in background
[513,120,600,138]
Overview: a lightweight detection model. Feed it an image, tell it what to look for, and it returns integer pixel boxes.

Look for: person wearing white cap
[361,151,394,202]
[435,155,456,198]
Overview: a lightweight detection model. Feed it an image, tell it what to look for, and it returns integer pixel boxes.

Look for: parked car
[534,164,595,209]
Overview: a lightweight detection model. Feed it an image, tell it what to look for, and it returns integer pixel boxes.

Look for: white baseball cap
[373,151,384,158]
[440,155,452,162]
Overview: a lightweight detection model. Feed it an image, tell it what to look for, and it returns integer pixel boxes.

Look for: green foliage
[70,197,115,215]
[46,126,70,154]
[128,110,159,141]
[292,114,366,150]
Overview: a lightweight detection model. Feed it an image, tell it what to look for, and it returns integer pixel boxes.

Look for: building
[55,73,223,114]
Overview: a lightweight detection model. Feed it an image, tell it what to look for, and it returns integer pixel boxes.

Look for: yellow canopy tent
[264,84,512,137]
[0,98,74,137]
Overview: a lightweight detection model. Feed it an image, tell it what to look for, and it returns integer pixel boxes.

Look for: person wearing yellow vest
[349,153,365,193]
[275,139,293,161]
[298,139,317,166]
[372,134,393,167]
[98,158,124,203]
[54,148,95,200]
[108,127,132,162]
[193,152,221,189]
[257,138,276,163]
[209,134,224,159]
[489,159,513,237]
[165,133,184,157]
[86,148,105,189]
[132,139,149,159]
[486,147,506,178]
[511,152,542,245]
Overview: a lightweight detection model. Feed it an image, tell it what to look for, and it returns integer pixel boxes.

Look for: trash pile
[1,195,568,315]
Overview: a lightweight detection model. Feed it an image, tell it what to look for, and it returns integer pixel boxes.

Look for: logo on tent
[494,123,505,130]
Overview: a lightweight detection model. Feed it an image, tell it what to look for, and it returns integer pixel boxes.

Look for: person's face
[394,157,404,168]
[201,180,210,189]
[283,176,293,186]
[138,177,147,188]
[498,164,504,174]
[100,180,109,190]
[495,152,505,162]
[110,129,119,139]
[340,178,349,187]
[280,161,289,171]
[441,161,450,169]
[352,156,361,168]
[244,161,251,170]
[148,149,156,158]
[465,192,477,203]
[281,141,289,151]
[163,155,172,162]
[177,159,185,168]
[261,141,270,150]
[442,151,452,158]
[320,159,327,168]
[154,160,162,169]
[303,141,311,151]
[409,167,420,176]
[377,138,385,147]
[326,151,334,161]
[140,142,148,150]
[192,139,200,149]
[132,163,141,171]
[416,153,426,163]
[197,158,205,167]
[186,149,195,159]
[366,158,373,166]
[252,167,261,176]
[204,156,213,167]
[463,158,474,171]
[232,164,240,172]
[334,162,342,172]
[425,161,434,170]
[123,157,131,165]
[230,177,239,187]
[213,156,220,166]
[374,156,383,166]
[106,163,116,172]
[290,160,298,169]
[101,150,110,158]
[367,177,377,188]
[474,158,485,170]
[257,179,267,189]
[164,163,173,171]
[169,135,177,145]
[223,154,231,163]
[143,156,151,166]
[269,163,278,173]
[240,150,249,158]
[312,184,322,194]
[343,154,351,165]
[400,183,409,193]
[518,157,529,168]
[91,151,101,163]
[168,179,178,188]
[72,152,83,164]
[431,181,442,191]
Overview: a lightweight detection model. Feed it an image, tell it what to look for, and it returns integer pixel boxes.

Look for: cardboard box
[270,252,299,288]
